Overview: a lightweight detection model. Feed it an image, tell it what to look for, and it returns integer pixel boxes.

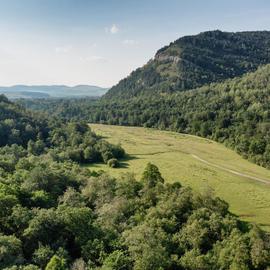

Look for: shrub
[107,158,119,168]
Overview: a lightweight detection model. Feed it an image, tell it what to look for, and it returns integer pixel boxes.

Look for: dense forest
[21,64,270,168]
[105,30,270,99]
[1,96,270,269]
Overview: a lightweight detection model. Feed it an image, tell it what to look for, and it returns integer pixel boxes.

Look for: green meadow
[89,124,270,230]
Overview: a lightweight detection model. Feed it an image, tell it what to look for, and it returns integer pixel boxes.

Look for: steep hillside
[105,30,270,99]
[0,95,49,147]
[0,94,125,166]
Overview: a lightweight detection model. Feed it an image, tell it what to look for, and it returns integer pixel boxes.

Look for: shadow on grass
[83,154,139,170]
[117,154,139,169]
[95,134,109,140]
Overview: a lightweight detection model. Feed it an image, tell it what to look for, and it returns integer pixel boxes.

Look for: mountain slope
[0,85,108,99]
[105,30,270,99]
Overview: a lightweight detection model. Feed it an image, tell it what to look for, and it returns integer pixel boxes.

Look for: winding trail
[191,154,270,185]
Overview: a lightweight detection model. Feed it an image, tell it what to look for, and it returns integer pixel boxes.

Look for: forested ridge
[105,30,270,99]
[21,64,270,168]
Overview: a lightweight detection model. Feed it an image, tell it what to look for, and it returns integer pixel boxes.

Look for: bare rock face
[155,54,181,63]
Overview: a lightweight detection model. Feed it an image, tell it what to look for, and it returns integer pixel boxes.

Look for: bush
[107,158,119,168]
[45,255,67,270]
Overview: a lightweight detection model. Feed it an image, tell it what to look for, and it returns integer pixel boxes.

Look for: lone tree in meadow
[141,162,164,188]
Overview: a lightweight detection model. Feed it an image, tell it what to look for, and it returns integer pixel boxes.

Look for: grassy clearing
[89,124,270,230]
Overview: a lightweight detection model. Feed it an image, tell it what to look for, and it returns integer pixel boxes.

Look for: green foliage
[249,226,270,268]
[123,224,170,270]
[21,265,40,270]
[33,244,54,268]
[1,99,268,269]
[212,229,250,270]
[0,96,48,147]
[1,152,270,269]
[102,250,131,269]
[142,162,164,187]
[107,158,119,168]
[0,97,125,169]
[45,255,67,270]
[0,234,23,268]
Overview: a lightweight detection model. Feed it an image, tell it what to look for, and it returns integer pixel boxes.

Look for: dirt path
[191,154,270,185]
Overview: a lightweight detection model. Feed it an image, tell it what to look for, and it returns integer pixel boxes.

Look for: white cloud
[105,24,119,34]
[89,43,97,48]
[55,45,72,53]
[122,39,138,45]
[110,24,119,34]
[80,55,107,63]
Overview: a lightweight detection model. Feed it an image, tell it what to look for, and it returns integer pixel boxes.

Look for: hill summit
[105,30,270,99]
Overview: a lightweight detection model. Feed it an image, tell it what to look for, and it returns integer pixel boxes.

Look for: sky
[0,0,270,87]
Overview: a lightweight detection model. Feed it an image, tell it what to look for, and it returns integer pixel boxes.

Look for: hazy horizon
[0,84,109,88]
[0,0,270,87]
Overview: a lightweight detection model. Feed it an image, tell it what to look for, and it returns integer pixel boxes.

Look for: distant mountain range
[0,85,108,99]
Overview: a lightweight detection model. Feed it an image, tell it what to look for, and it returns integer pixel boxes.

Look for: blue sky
[0,0,269,87]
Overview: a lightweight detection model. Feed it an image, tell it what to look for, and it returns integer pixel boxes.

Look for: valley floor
[89,124,270,230]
